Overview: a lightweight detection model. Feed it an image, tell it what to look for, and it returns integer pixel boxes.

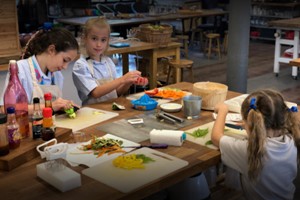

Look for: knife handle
[148,144,168,149]
[161,112,185,123]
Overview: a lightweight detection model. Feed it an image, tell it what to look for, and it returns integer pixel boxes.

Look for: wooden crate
[0,127,72,171]
[0,0,21,65]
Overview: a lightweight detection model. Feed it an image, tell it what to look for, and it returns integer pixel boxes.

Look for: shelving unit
[250,1,300,41]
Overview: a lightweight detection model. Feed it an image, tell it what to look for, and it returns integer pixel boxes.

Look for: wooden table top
[268,17,300,29]
[0,82,240,200]
[289,58,300,67]
[57,10,228,27]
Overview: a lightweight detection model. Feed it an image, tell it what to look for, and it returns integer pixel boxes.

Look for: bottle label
[8,127,21,149]
[16,110,29,138]
[32,117,43,139]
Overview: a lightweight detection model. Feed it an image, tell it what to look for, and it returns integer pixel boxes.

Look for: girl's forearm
[90,77,124,98]
[212,109,228,147]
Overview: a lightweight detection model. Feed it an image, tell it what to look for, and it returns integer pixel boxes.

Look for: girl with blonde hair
[72,17,147,105]
[212,89,300,200]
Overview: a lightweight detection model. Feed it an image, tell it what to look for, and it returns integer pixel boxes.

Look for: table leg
[149,51,157,89]
[292,31,299,78]
[174,47,181,83]
[274,29,281,76]
[122,53,129,74]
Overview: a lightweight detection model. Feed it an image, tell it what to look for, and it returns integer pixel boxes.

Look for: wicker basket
[137,24,173,46]
[193,82,228,110]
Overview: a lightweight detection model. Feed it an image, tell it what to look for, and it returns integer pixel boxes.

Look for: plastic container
[0,114,9,156]
[131,94,158,111]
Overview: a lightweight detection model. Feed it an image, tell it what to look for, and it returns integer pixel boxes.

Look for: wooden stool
[166,59,194,84]
[223,30,228,54]
[171,35,189,58]
[205,33,221,59]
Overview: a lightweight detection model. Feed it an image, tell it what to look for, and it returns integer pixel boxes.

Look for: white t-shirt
[220,135,297,200]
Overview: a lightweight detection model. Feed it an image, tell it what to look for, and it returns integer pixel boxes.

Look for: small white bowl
[160,103,182,113]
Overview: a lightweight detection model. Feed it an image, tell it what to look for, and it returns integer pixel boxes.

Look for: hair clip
[249,98,257,110]
[288,106,298,112]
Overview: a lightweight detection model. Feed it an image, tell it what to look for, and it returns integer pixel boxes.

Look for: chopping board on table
[66,134,139,167]
[82,147,188,193]
[185,121,247,150]
[55,107,119,131]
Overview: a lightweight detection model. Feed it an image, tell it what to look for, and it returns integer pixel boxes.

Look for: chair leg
[166,65,172,85]
[207,38,212,59]
[189,66,194,83]
[217,38,221,60]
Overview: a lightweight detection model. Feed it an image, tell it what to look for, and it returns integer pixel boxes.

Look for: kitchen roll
[150,129,186,146]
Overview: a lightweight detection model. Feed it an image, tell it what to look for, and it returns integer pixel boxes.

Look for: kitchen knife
[225,123,243,130]
[161,112,185,123]
[122,144,168,149]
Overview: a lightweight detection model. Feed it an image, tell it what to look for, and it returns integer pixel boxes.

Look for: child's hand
[134,76,148,86]
[214,102,229,114]
[122,71,141,84]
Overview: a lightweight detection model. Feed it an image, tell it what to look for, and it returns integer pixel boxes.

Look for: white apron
[85,57,117,105]
[28,57,62,103]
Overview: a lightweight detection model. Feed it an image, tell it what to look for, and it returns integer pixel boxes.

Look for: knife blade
[161,112,185,123]
[122,144,168,149]
[225,123,243,130]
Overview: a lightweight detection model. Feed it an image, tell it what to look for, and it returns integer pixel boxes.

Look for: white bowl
[160,103,182,113]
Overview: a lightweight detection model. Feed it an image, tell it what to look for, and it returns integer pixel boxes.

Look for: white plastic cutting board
[55,107,119,131]
[82,147,188,193]
[66,134,139,167]
[185,121,247,150]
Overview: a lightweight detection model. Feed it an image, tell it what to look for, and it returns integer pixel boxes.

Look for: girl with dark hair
[212,89,300,199]
[1,27,79,114]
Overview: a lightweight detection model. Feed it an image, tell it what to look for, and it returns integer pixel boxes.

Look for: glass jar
[0,114,9,156]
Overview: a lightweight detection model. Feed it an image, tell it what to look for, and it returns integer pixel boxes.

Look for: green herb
[136,154,155,163]
[205,140,213,145]
[187,128,209,138]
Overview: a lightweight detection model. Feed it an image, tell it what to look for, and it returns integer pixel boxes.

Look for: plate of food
[160,103,182,113]
[66,134,139,167]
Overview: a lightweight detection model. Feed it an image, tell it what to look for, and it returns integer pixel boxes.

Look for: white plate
[160,103,182,113]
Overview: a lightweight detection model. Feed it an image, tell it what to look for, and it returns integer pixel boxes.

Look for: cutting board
[55,107,119,131]
[66,134,139,167]
[185,121,247,150]
[82,147,188,193]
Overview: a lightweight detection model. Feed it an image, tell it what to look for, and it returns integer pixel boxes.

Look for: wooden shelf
[251,14,291,19]
[251,25,275,29]
[251,2,300,7]
[250,36,275,41]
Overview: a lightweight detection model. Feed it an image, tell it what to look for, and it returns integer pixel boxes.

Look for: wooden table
[105,40,181,89]
[57,10,228,36]
[269,17,300,79]
[289,58,300,67]
[0,82,240,200]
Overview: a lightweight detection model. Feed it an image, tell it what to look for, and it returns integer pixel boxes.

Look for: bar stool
[166,59,194,84]
[205,33,221,59]
[223,30,228,54]
[171,35,189,58]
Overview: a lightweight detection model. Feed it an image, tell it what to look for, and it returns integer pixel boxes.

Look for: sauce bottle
[32,97,43,139]
[41,107,55,141]
[0,114,9,156]
[3,60,29,138]
[6,107,21,149]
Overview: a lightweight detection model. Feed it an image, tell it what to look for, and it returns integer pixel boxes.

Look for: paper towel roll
[150,129,185,146]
